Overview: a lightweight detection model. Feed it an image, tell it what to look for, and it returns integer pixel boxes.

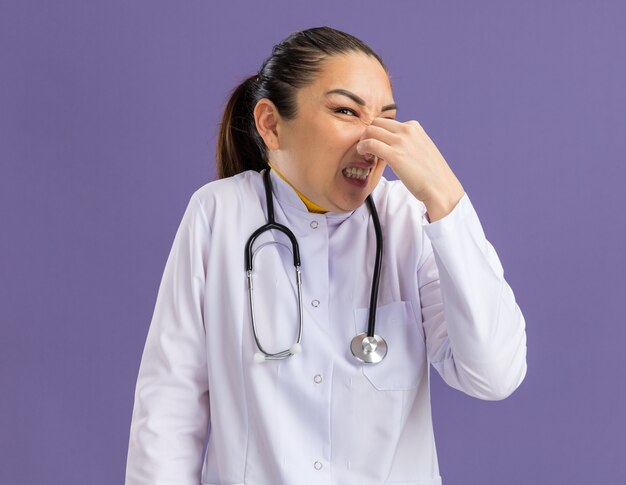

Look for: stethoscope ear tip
[289,343,302,355]
[253,352,266,364]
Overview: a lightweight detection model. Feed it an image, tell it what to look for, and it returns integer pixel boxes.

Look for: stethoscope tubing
[364,195,382,339]
[245,170,301,271]
[246,265,303,359]
[245,168,385,363]
[245,170,304,360]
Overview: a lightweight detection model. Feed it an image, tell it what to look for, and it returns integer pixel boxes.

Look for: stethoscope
[245,169,387,365]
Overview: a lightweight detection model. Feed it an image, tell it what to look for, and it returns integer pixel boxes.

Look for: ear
[253,98,281,151]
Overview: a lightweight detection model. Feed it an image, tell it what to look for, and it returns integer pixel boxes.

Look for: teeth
[343,167,371,180]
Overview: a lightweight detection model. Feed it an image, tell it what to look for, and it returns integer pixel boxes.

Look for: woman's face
[261,52,397,212]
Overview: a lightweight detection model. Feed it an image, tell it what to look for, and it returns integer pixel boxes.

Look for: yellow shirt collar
[268,164,328,214]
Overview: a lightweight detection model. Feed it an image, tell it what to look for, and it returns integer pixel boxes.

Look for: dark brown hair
[215,26,388,179]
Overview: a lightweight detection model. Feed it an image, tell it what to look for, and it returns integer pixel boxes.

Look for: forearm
[419,192,527,400]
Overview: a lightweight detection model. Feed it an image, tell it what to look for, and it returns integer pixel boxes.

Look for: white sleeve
[125,193,211,484]
[417,192,527,400]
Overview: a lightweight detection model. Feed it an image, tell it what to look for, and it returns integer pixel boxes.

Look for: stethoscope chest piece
[350,332,388,364]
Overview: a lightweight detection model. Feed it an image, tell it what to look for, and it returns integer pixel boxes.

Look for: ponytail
[215,75,267,179]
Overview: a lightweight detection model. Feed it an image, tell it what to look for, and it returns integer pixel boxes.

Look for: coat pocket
[354,301,426,391]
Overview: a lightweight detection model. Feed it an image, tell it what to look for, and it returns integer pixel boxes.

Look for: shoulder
[190,170,264,221]
[192,169,262,203]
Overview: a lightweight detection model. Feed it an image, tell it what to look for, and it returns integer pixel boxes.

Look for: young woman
[125,26,527,485]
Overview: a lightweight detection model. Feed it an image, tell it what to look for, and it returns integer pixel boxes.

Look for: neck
[268,163,328,214]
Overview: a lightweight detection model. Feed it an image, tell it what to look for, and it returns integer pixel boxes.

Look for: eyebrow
[325,88,398,112]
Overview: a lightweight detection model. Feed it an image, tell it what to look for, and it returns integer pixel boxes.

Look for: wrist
[423,182,465,222]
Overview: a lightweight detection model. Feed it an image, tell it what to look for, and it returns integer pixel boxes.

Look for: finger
[357,138,393,164]
[359,124,399,147]
[372,118,426,137]
[369,117,408,133]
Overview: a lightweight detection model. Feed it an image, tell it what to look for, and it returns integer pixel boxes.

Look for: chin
[335,195,369,212]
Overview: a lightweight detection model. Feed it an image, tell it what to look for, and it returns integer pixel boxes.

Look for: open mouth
[342,167,371,180]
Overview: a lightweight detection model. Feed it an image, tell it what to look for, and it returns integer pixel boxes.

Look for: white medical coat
[125,169,527,485]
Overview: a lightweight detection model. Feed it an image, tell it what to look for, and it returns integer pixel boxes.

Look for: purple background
[2,1,624,483]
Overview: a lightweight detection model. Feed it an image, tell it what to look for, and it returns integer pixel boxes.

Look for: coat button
[311,299,320,308]
[313,374,323,384]
[314,461,323,470]
[310,220,319,229]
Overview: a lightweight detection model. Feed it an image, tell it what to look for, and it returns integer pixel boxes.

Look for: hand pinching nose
[357,117,379,163]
